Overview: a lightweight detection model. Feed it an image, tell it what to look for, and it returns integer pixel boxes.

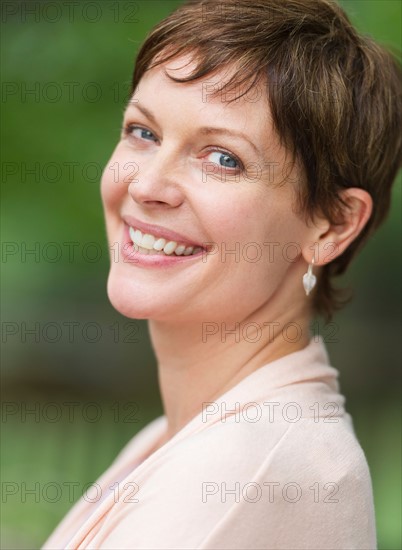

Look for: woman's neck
[148,304,311,442]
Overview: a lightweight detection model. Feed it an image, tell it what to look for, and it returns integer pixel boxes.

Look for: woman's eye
[206,151,242,170]
[125,125,158,142]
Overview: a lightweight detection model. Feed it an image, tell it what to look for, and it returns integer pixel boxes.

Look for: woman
[42,0,401,548]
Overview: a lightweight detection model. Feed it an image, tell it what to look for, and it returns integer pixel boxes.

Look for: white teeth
[129,226,136,242]
[129,227,145,248]
[141,233,155,250]
[174,245,186,256]
[163,241,177,255]
[128,225,201,256]
[154,238,166,251]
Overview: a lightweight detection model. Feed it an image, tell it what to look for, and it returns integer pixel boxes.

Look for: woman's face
[101,56,312,324]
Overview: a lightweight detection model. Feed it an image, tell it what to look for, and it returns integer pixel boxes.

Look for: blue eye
[207,151,241,169]
[125,125,158,142]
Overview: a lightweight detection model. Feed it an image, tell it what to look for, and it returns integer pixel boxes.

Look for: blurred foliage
[1,0,401,548]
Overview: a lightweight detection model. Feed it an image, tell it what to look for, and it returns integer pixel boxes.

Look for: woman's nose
[127,147,185,209]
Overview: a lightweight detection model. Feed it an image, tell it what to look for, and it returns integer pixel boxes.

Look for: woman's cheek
[101,149,130,206]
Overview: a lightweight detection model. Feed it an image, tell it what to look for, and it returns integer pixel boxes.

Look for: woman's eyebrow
[126,102,158,125]
[199,126,260,156]
[127,102,261,156]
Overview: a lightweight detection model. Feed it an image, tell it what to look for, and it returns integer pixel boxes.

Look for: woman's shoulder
[98,410,376,549]
[165,406,370,483]
[162,414,376,548]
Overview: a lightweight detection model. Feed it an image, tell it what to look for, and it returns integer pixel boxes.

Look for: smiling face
[101,56,313,324]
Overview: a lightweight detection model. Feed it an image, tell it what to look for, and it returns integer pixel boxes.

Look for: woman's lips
[119,224,205,268]
[121,213,205,249]
[128,225,202,257]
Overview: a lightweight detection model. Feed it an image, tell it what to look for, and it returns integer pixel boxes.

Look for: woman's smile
[120,222,206,268]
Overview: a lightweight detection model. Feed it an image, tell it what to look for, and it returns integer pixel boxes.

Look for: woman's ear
[302,188,373,265]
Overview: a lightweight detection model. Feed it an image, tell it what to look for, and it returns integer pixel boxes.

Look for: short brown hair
[130,0,402,320]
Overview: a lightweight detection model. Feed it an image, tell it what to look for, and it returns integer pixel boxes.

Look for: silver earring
[303,257,317,296]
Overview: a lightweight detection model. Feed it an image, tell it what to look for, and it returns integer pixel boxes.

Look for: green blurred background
[1,0,401,548]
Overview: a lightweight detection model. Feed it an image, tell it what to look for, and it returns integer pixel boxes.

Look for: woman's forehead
[133,55,272,131]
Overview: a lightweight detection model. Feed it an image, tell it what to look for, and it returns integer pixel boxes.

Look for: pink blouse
[42,336,377,549]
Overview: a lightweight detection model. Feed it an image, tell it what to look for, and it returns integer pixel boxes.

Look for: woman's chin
[106,269,193,321]
[106,273,159,320]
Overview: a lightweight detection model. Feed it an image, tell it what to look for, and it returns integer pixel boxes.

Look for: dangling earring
[303,257,317,296]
